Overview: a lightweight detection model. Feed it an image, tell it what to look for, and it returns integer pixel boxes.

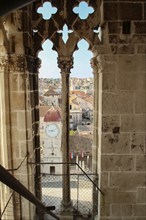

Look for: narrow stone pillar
[58,56,73,211]
[90,55,103,217]
[90,56,99,174]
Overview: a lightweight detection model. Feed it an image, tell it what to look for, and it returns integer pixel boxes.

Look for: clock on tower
[45,123,59,137]
[42,105,62,174]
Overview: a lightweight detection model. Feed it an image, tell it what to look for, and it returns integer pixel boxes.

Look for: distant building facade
[40,106,62,174]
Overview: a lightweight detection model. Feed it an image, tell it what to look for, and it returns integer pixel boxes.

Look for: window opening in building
[37,3,95,214]
[57,24,73,44]
[70,39,93,173]
[50,166,55,174]
[37,1,57,20]
[73,1,94,20]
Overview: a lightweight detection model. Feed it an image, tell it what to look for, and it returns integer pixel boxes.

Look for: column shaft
[58,56,73,209]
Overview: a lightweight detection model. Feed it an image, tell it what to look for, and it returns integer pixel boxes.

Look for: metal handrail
[28,161,104,196]
[0,164,60,220]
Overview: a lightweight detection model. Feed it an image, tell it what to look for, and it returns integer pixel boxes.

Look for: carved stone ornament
[33,0,101,53]
[0,57,9,70]
[96,55,104,72]
[58,56,73,75]
[90,55,104,74]
[0,55,26,72]
[90,57,99,74]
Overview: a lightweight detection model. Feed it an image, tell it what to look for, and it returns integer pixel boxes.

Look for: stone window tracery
[57,24,73,44]
[37,1,57,20]
[73,1,94,20]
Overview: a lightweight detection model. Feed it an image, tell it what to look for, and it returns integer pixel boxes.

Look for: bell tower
[42,106,62,174]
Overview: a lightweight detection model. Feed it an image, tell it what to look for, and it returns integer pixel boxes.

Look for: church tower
[42,106,62,174]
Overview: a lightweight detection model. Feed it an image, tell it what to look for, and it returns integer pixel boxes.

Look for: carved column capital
[0,57,9,71]
[90,57,99,74]
[96,55,104,72]
[90,55,104,75]
[10,55,26,72]
[0,55,26,72]
[58,56,73,75]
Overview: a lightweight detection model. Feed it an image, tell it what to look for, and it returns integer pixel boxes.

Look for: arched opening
[37,32,95,214]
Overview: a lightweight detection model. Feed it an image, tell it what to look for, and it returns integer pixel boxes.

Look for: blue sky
[37,2,96,78]
[38,39,93,78]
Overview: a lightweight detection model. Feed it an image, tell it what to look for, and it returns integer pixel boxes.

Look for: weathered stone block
[93,45,112,55]
[11,112,17,125]
[137,45,146,54]
[100,188,118,204]
[135,91,146,114]
[102,133,131,154]
[112,204,133,217]
[104,62,117,73]
[12,128,26,142]
[136,155,146,171]
[118,55,146,73]
[104,3,118,20]
[119,3,142,20]
[121,205,133,216]
[103,91,134,114]
[137,188,146,204]
[101,188,136,204]
[117,72,145,91]
[11,92,25,110]
[132,35,146,44]
[19,73,26,91]
[103,72,116,91]
[12,141,20,158]
[131,133,145,155]
[104,55,117,62]
[111,45,135,54]
[121,115,146,132]
[108,22,121,34]
[101,155,134,171]
[109,35,119,44]
[134,22,146,34]
[133,205,146,216]
[100,203,110,216]
[19,141,27,157]
[102,115,120,133]
[112,205,121,216]
[101,172,108,187]
[17,111,26,129]
[110,173,146,191]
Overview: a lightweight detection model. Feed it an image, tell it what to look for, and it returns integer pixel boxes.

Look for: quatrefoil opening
[37,2,57,20]
[73,1,94,20]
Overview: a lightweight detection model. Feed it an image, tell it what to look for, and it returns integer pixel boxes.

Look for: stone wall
[99,1,146,219]
[0,6,40,219]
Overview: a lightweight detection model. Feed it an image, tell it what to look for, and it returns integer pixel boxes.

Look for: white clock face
[45,124,59,137]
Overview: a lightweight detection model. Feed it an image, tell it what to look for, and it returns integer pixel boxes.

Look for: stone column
[58,56,73,211]
[90,56,103,173]
[90,55,103,217]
